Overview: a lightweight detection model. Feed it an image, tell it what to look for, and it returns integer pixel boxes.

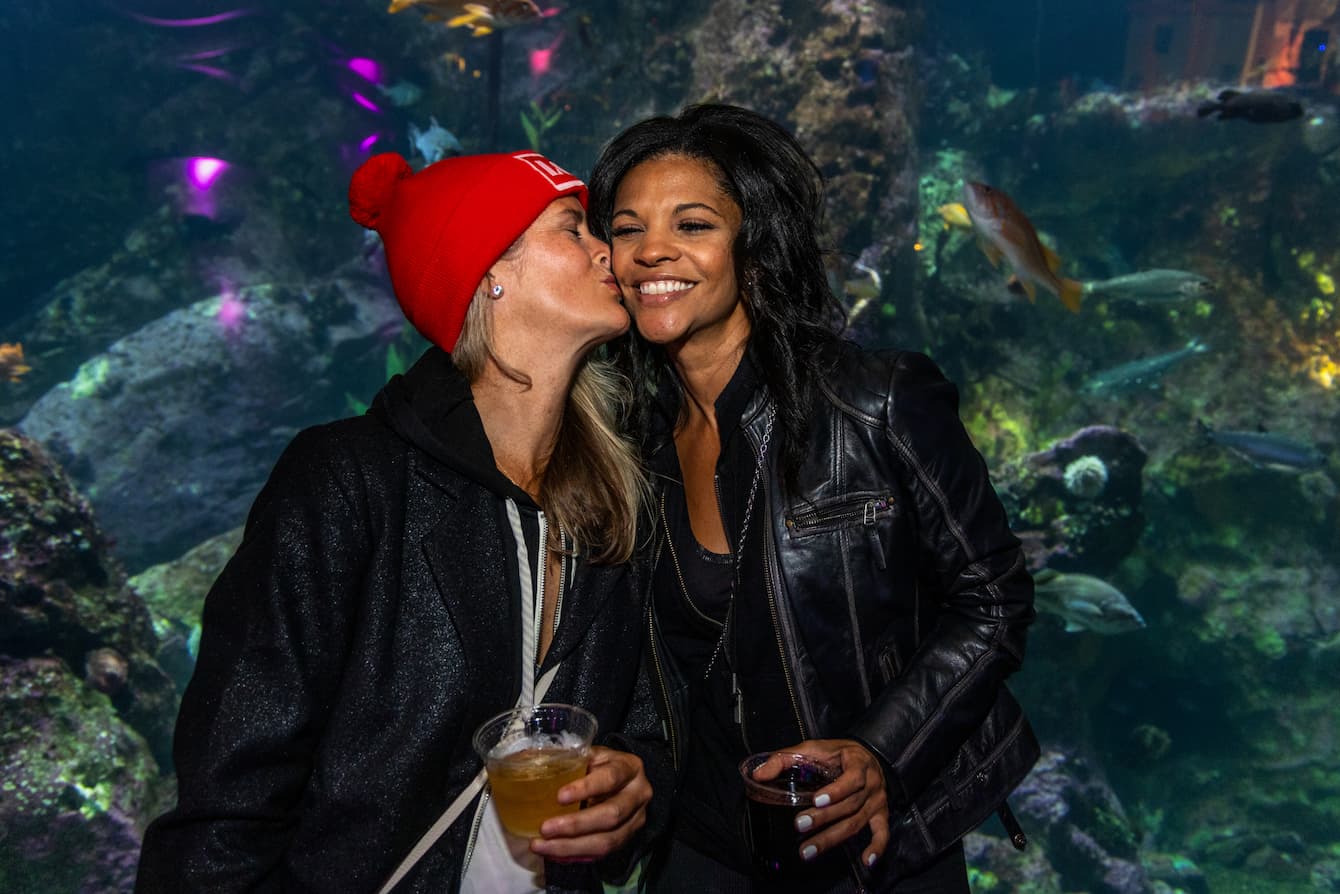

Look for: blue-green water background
[2,1,1338,891]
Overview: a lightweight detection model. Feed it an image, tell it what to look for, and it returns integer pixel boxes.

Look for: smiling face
[608,154,749,355]
[490,196,628,357]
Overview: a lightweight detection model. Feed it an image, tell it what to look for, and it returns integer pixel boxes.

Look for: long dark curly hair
[588,103,845,488]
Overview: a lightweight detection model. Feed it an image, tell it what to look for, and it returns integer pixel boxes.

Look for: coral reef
[0,429,177,764]
[0,656,169,893]
[993,426,1147,575]
[1012,750,1155,894]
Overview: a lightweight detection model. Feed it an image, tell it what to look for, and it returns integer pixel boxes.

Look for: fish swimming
[408,116,463,165]
[937,202,973,230]
[960,182,1083,313]
[1081,338,1209,394]
[377,80,423,107]
[1197,420,1325,473]
[1197,89,1303,124]
[1084,269,1215,305]
[842,261,882,328]
[1033,569,1146,634]
[0,342,31,382]
[387,0,550,36]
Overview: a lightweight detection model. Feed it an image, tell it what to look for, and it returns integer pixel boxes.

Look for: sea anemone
[1063,455,1108,499]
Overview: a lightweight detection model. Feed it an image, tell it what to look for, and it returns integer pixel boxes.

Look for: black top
[651,354,805,873]
[654,476,747,868]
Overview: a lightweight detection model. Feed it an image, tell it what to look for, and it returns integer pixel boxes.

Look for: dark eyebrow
[611,202,723,220]
[557,207,584,225]
[673,202,723,217]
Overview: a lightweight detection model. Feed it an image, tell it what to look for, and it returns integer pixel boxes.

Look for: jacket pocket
[784,492,896,537]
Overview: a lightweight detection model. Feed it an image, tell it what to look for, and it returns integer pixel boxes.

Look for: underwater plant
[520,99,563,152]
[346,340,411,416]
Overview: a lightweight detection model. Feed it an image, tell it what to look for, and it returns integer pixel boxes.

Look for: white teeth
[639,280,693,296]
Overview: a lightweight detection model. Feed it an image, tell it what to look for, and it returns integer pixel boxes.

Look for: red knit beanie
[348,150,588,352]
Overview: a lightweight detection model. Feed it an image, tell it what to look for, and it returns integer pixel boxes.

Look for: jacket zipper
[785,495,895,532]
[646,529,680,770]
[763,519,808,741]
[553,527,567,640]
[460,788,490,876]
[534,513,548,669]
[741,423,809,741]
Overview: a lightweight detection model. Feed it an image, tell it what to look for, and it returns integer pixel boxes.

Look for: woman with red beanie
[136,150,669,893]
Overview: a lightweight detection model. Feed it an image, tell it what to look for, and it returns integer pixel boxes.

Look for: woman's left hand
[752,739,890,868]
[529,746,651,862]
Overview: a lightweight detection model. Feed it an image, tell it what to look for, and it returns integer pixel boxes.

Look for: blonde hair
[453,257,647,564]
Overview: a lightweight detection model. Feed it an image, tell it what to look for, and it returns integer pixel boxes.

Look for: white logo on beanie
[511,151,583,193]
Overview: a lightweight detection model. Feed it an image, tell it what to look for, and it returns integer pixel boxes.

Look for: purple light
[186,157,229,190]
[348,57,382,84]
[180,46,244,61]
[351,92,382,114]
[123,7,254,27]
[359,133,380,152]
[176,62,237,83]
[216,287,246,334]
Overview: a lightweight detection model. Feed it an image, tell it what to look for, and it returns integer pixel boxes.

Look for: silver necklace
[698,403,776,683]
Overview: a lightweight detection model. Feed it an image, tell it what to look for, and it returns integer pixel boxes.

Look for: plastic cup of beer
[473,703,597,838]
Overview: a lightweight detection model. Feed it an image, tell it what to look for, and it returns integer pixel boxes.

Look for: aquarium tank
[2,0,1338,891]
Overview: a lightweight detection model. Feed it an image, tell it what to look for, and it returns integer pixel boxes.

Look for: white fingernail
[795,814,813,832]
[866,853,878,867]
[801,844,818,861]
[814,793,831,808]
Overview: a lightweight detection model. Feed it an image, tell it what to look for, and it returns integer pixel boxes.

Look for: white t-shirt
[459,795,544,893]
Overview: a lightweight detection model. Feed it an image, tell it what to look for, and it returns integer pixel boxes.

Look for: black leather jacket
[644,341,1039,887]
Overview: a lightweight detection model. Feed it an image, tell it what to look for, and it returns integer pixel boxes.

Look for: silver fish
[1197,420,1325,472]
[408,116,463,165]
[1084,269,1215,305]
[1034,570,1146,634]
[1081,338,1209,394]
[377,79,424,108]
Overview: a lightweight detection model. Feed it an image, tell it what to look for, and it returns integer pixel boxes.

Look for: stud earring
[490,283,504,298]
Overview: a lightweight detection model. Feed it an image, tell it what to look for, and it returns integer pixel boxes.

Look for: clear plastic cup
[739,751,840,874]
[473,703,597,837]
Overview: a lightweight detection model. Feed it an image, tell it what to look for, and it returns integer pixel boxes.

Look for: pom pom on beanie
[347,150,588,352]
[348,153,414,231]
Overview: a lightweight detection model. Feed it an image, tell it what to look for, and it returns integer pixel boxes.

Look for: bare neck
[471,360,576,501]
[669,327,750,434]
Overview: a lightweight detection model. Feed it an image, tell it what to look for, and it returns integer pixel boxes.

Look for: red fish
[961,182,1083,313]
